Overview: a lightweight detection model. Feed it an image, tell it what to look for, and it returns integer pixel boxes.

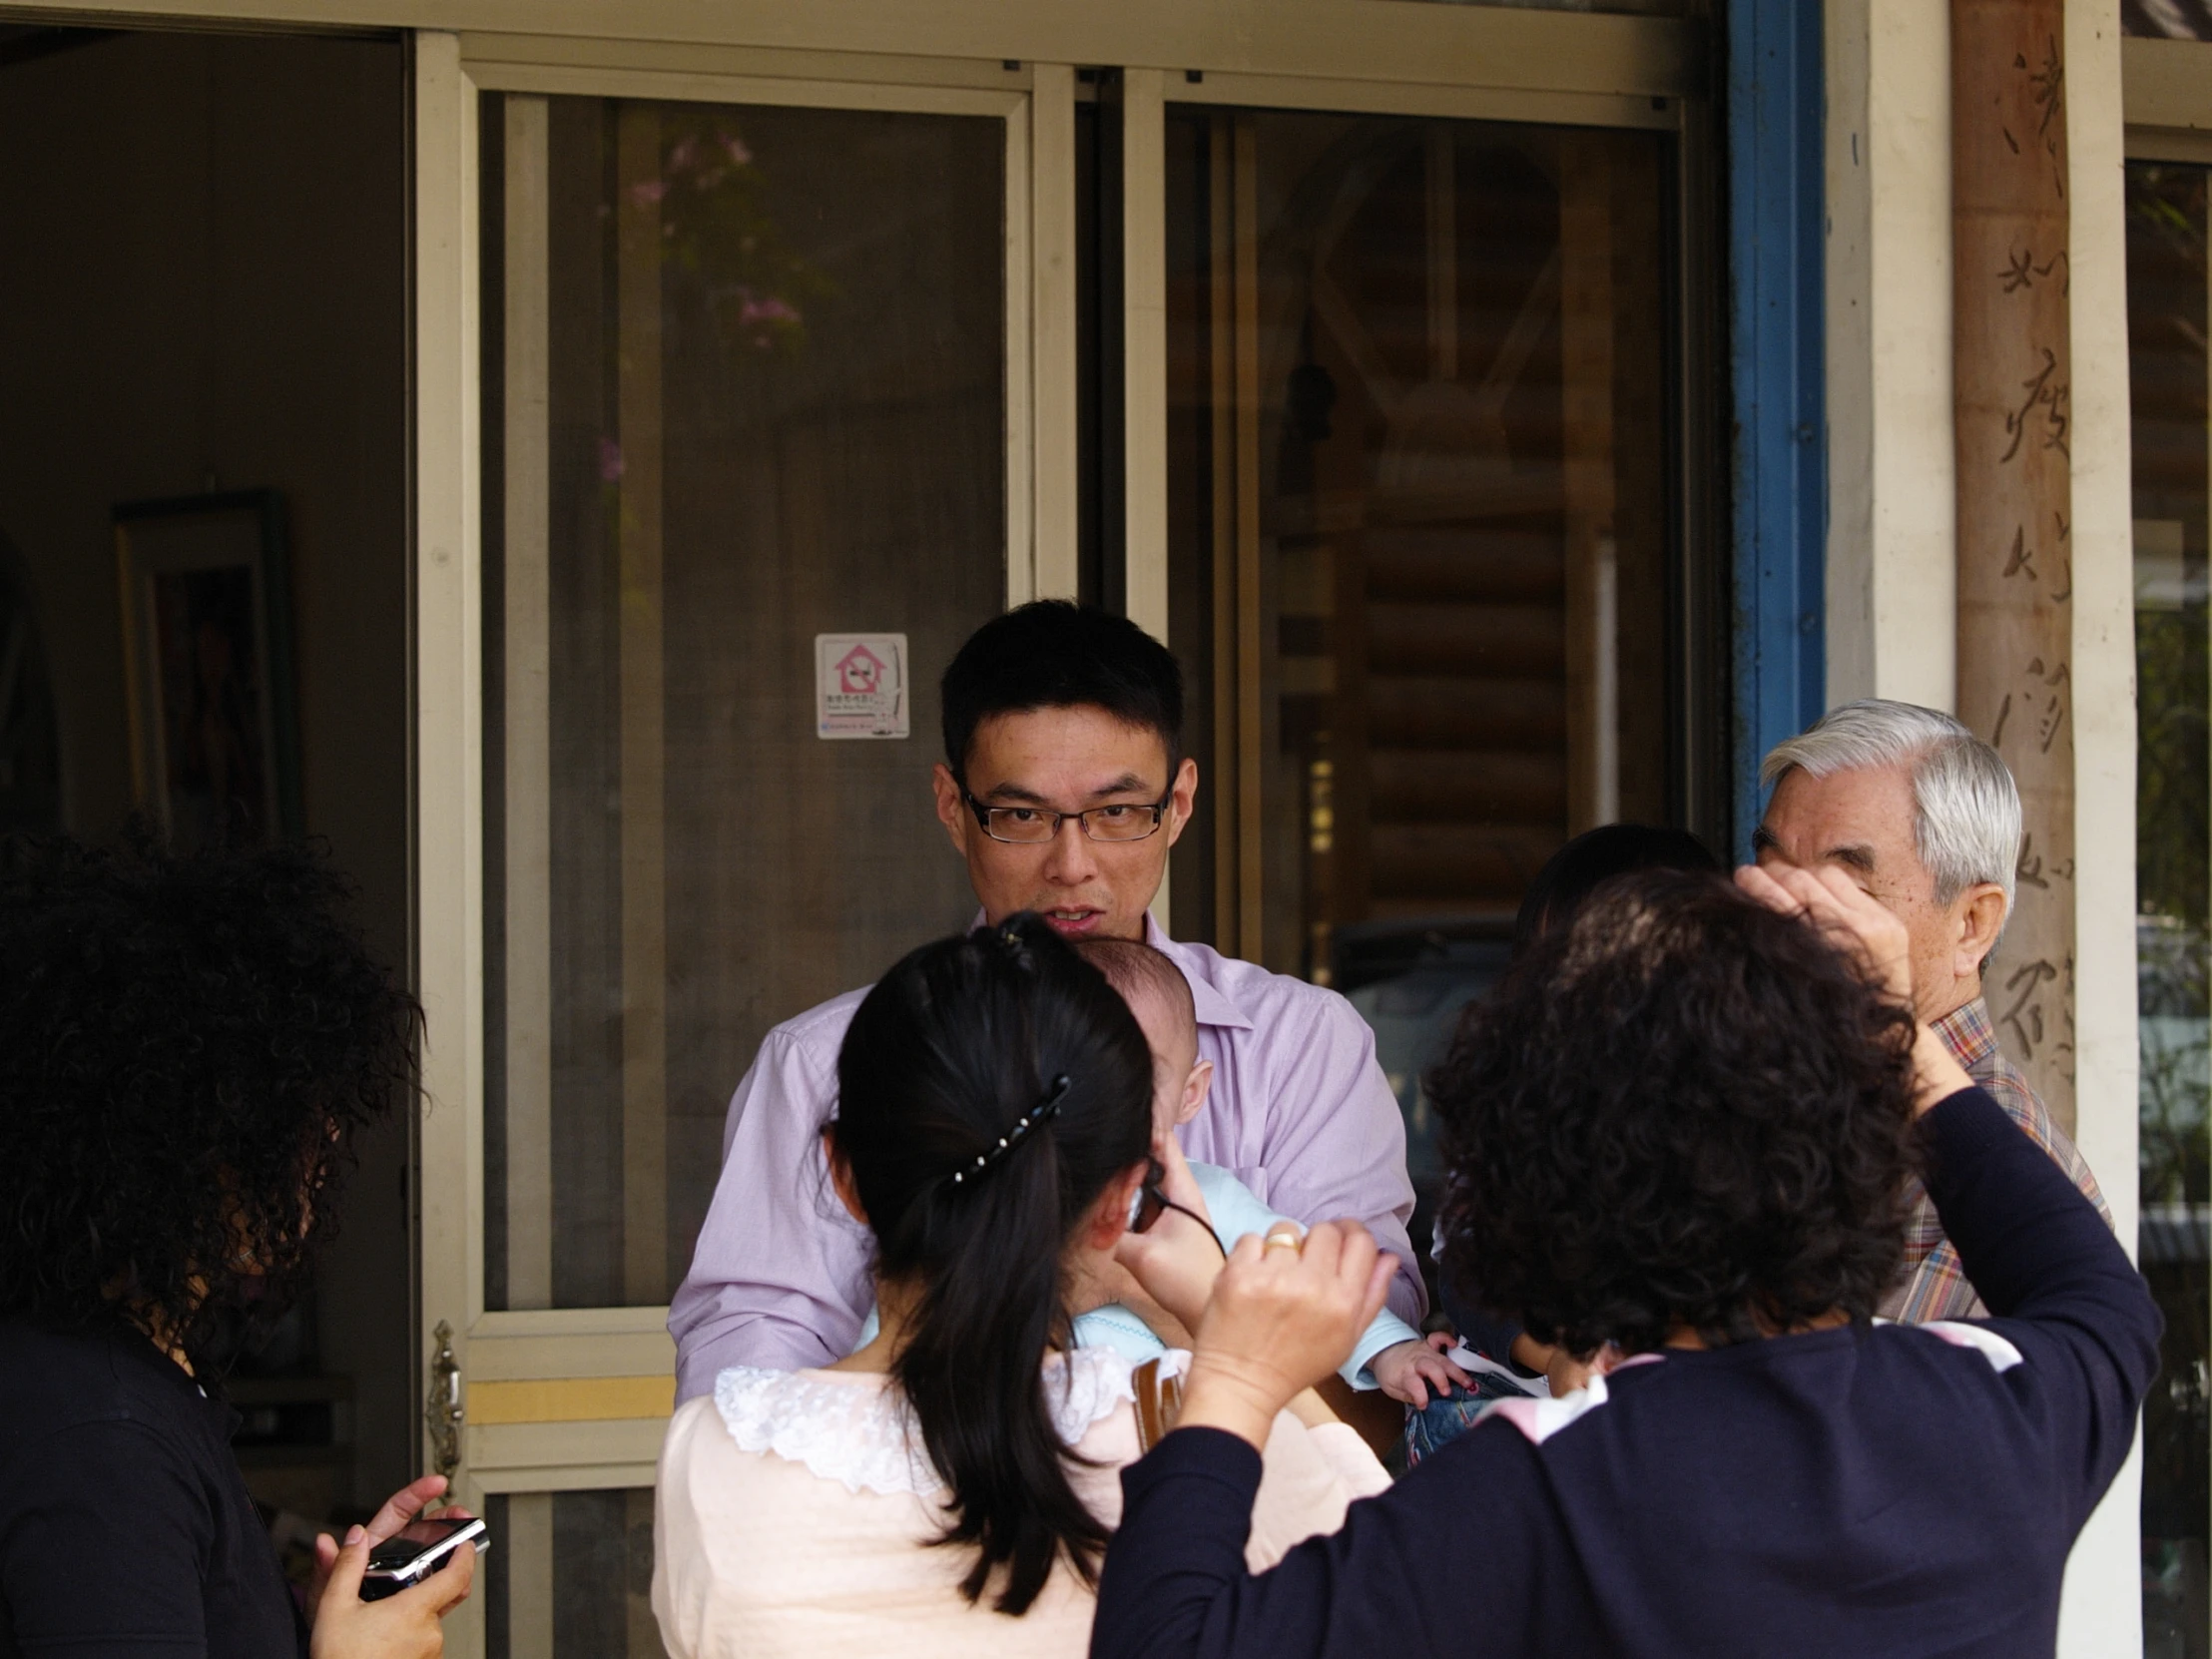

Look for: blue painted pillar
[1727,0,1828,858]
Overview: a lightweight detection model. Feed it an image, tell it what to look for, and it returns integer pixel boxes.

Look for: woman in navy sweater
[1095,861,2159,1659]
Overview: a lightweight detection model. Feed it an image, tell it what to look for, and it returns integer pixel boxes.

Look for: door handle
[424,1320,463,1480]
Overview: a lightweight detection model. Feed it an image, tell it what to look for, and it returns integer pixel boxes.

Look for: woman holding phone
[0,832,475,1659]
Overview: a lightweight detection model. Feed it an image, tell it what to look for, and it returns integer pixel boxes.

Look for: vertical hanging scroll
[1951,0,2075,1132]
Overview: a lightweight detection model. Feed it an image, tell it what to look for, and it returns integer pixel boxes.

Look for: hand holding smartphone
[308,1494,480,1659]
[359,1516,491,1601]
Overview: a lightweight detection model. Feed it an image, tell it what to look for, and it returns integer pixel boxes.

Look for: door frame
[414,30,1088,1649]
[412,26,1707,1650]
[2121,30,2212,1654]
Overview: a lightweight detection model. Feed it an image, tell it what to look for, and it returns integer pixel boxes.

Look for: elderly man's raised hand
[1177,1220,1394,1451]
[1735,858,1973,1113]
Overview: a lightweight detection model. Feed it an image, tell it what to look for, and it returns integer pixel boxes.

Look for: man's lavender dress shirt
[668,916,1423,1402]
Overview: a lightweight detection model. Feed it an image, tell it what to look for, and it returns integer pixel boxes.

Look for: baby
[1075,937,1465,1407]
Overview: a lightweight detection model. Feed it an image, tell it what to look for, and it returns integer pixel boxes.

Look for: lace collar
[712,1347,1180,1497]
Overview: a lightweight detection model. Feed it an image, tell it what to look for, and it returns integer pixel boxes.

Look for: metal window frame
[1724,0,1826,859]
[2118,42,2212,1658]
[1122,74,1726,944]
[415,40,1072,1653]
[2124,33,2212,161]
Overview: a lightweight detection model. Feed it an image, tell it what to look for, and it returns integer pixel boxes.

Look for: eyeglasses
[962,790,1173,845]
[1128,1158,1226,1256]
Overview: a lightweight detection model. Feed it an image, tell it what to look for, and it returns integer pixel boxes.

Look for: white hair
[1760,700,2020,911]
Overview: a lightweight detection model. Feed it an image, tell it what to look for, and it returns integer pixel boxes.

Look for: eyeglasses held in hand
[1128,1158,1227,1257]
[962,791,1173,844]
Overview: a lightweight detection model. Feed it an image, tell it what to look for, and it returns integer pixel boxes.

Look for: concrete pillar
[1824,0,1957,711]
[2056,0,2143,1649]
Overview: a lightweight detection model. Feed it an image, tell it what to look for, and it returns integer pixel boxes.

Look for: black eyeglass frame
[960,789,1175,844]
[1129,1157,1226,1256]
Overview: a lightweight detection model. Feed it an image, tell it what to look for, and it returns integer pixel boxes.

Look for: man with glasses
[669,600,1422,1400]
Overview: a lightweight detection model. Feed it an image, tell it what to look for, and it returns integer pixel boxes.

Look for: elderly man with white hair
[1754,698,2110,1321]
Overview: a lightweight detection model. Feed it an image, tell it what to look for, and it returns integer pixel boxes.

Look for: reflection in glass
[486,1491,665,1659]
[480,96,1006,1310]
[2128,158,2211,1659]
[0,534,61,833]
[1163,109,1676,1274]
[2121,1,2212,41]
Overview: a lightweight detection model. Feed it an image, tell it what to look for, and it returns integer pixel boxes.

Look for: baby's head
[1073,938,1212,1140]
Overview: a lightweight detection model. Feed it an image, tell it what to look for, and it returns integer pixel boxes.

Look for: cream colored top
[651,1349,1388,1659]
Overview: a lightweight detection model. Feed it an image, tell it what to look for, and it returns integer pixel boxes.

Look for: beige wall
[0,28,414,1511]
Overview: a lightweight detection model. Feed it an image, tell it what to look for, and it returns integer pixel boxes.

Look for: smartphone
[359,1515,490,1601]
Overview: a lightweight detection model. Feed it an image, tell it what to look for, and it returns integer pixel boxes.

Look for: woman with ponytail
[651,914,1385,1658]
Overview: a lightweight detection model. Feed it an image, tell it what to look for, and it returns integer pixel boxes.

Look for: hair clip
[948,1075,1072,1186]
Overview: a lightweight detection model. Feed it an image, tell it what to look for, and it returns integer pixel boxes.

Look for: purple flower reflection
[739,294,802,327]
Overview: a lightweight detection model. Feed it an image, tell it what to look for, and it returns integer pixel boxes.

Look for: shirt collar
[1930,996,1997,1069]
[1142,915,1256,1032]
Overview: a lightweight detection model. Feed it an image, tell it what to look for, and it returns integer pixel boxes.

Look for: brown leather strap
[1132,1358,1187,1453]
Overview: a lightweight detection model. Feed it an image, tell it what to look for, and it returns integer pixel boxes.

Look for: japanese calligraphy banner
[1952,0,2076,1134]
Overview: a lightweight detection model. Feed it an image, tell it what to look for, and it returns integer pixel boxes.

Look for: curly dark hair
[1433,867,1921,1357]
[0,830,419,1377]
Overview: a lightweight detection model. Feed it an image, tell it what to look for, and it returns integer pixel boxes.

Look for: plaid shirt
[1880,996,2113,1323]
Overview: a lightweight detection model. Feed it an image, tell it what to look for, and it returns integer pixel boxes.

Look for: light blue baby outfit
[854,1160,1421,1390]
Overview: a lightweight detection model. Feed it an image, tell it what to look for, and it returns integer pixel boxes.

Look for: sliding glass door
[409,28,1709,1657]
[1158,100,1688,1274]
[413,44,1042,1656]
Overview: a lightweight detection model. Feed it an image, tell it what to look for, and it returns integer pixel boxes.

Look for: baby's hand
[1113,1135,1221,1333]
[1544,1343,1623,1398]
[1543,1347,1595,1398]
[1513,1335,1618,1398]
[1368,1332,1472,1408]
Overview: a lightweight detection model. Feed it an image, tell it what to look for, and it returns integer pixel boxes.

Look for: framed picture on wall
[115,490,302,847]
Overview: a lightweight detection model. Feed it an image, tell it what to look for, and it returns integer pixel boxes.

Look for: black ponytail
[834,913,1153,1613]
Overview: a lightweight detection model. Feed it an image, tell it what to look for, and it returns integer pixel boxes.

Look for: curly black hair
[1433,867,1921,1357]
[0,830,419,1377]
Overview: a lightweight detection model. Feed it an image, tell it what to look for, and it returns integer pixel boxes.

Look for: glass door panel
[485,1491,665,1659]
[2126,156,2211,1659]
[1162,107,1676,1262]
[480,92,1008,1313]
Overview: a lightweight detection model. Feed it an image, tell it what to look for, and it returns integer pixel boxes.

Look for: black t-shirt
[0,1320,306,1659]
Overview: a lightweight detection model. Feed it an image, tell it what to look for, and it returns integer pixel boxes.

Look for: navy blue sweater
[1092,1087,2161,1659]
